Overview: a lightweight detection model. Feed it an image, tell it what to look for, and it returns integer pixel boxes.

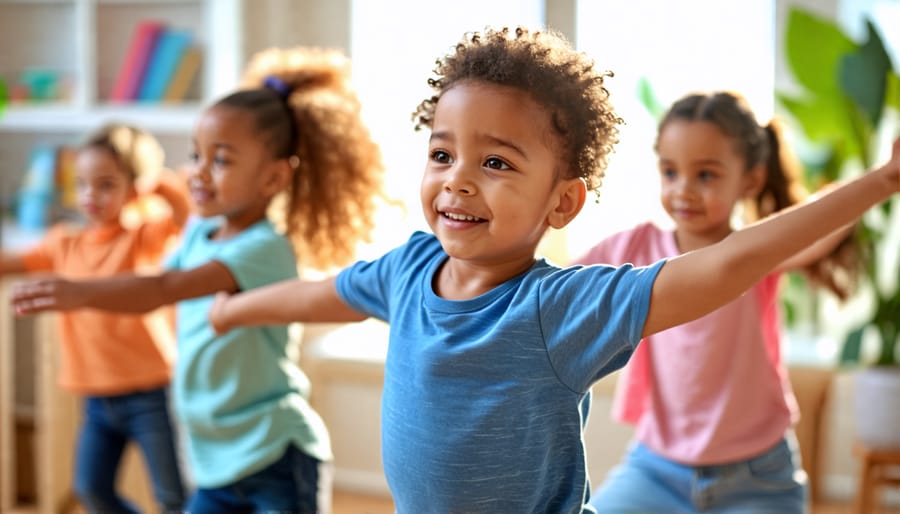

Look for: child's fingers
[10,280,55,302]
[13,296,57,316]
[10,280,62,315]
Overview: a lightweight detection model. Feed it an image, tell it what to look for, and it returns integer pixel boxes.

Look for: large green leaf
[887,72,900,111]
[0,79,7,119]
[777,93,854,145]
[839,19,891,127]
[784,7,857,98]
[839,326,866,366]
[636,76,665,122]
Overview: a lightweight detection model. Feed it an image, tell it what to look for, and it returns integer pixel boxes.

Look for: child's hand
[209,291,232,335]
[10,277,81,315]
[134,167,165,197]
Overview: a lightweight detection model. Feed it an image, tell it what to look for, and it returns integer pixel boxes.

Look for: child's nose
[673,177,695,198]
[443,163,476,195]
[188,160,211,182]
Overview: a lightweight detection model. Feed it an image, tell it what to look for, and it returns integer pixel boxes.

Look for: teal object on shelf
[20,69,58,101]
[16,145,58,230]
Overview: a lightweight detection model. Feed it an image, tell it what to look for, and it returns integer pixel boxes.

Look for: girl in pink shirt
[576,91,860,513]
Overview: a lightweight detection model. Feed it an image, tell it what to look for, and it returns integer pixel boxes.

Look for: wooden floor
[330,491,900,514]
[9,491,900,514]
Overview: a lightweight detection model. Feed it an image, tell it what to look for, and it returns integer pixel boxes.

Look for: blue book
[16,145,57,230]
[137,28,193,102]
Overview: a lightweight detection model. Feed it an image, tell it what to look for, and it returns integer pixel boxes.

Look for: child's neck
[435,256,536,300]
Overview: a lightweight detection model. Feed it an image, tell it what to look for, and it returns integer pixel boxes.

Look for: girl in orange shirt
[1,124,190,514]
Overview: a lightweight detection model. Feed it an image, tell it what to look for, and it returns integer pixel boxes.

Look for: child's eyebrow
[213,143,237,152]
[482,134,528,160]
[659,157,724,168]
[430,130,529,160]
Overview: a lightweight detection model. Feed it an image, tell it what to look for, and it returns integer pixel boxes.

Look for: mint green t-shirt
[165,217,331,487]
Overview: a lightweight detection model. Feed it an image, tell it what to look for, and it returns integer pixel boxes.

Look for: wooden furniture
[1,278,79,514]
[0,277,159,514]
[854,443,900,514]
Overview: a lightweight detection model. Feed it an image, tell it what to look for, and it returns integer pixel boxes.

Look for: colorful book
[16,145,57,230]
[162,46,202,103]
[137,28,193,102]
[110,20,165,102]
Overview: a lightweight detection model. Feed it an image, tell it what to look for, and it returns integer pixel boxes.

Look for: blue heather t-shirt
[165,217,332,487]
[336,231,665,514]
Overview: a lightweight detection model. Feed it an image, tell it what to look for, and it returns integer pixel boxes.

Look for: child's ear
[262,158,294,197]
[743,164,767,198]
[547,177,586,229]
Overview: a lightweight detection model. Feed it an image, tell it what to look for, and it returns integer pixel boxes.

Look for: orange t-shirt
[20,219,180,395]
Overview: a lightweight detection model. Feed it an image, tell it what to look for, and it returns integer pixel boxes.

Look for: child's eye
[188,152,199,163]
[484,157,511,170]
[698,170,717,181]
[430,150,452,164]
[660,168,677,180]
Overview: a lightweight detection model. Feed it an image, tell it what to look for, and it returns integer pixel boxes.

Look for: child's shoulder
[574,221,669,266]
[44,221,87,241]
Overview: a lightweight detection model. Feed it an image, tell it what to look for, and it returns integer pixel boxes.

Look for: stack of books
[110,20,202,104]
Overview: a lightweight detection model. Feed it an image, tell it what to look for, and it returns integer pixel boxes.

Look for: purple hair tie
[263,75,292,100]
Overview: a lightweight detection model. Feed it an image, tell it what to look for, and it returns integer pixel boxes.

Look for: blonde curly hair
[216,46,385,269]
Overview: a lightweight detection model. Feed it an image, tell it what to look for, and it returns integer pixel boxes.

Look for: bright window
[569,0,775,261]
[349,0,545,260]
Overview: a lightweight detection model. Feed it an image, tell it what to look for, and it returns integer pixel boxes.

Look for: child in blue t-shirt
[19,28,900,514]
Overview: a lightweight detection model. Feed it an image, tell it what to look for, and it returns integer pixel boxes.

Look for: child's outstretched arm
[642,137,900,337]
[10,261,236,315]
[146,169,191,229]
[0,252,27,277]
[209,276,366,335]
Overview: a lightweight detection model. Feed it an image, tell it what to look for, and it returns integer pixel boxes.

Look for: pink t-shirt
[575,222,798,465]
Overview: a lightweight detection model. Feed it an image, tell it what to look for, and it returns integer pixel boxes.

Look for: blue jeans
[74,387,187,514]
[589,436,808,513]
[186,445,323,514]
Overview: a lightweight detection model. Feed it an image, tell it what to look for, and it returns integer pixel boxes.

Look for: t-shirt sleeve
[19,226,64,272]
[136,216,181,261]
[540,260,666,392]
[216,231,298,291]
[336,231,430,321]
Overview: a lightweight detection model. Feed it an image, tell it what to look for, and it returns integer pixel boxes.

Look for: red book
[110,20,165,102]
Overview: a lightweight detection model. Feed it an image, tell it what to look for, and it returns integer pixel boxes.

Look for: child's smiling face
[75,147,135,227]
[421,80,582,271]
[187,105,288,238]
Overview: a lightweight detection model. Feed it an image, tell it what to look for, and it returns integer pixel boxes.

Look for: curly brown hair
[412,26,622,192]
[658,91,861,299]
[215,46,385,269]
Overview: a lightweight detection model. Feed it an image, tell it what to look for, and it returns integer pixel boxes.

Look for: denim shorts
[588,435,808,514]
[186,445,331,514]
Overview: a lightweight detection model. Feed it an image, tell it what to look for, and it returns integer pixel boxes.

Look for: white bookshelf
[0,0,248,217]
[0,0,242,128]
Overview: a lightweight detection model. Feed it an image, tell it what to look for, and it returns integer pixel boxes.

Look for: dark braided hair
[412,26,622,192]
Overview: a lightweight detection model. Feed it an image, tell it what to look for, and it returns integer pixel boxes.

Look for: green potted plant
[777,6,900,449]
